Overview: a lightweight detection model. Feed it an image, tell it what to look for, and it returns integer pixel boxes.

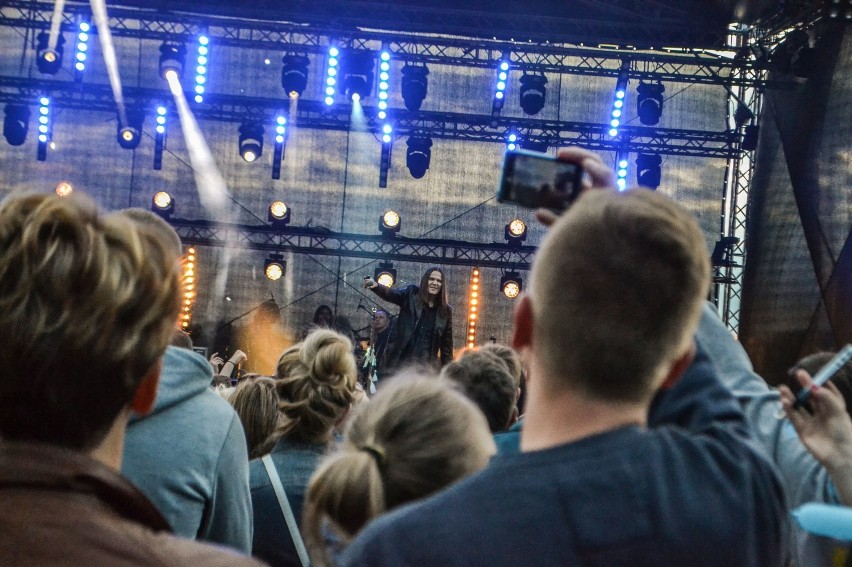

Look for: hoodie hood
[130,346,213,423]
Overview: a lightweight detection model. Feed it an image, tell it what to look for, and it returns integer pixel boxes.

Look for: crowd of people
[2,147,852,566]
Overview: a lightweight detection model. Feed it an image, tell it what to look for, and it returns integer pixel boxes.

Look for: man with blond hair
[0,193,262,566]
[342,148,788,566]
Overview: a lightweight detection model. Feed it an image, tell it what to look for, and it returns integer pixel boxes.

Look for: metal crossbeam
[0,1,781,87]
[0,75,740,158]
[170,219,535,270]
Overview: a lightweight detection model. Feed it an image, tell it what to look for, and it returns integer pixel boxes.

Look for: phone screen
[497,150,582,211]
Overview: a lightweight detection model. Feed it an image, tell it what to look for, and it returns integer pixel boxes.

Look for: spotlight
[616,156,628,191]
[379,210,401,236]
[272,115,287,180]
[281,54,309,98]
[265,254,286,281]
[36,96,50,161]
[117,109,144,150]
[506,132,517,151]
[324,45,339,105]
[154,105,167,170]
[36,31,65,75]
[406,136,432,179]
[741,125,759,152]
[635,153,662,189]
[379,125,392,188]
[55,181,73,197]
[519,139,548,153]
[74,20,90,77]
[239,121,264,162]
[492,59,510,116]
[3,104,30,146]
[734,104,754,129]
[377,50,391,119]
[401,64,429,111]
[609,63,629,137]
[374,262,397,287]
[519,73,547,115]
[501,272,523,299]
[342,50,374,102]
[159,42,186,80]
[504,219,527,247]
[637,82,665,126]
[151,191,174,219]
[193,35,209,103]
[268,200,291,227]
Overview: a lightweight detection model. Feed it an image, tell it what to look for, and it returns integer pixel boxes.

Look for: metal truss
[714,26,767,333]
[0,1,782,88]
[0,75,740,159]
[169,219,535,270]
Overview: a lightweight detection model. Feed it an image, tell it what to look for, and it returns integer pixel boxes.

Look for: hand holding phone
[497,149,584,212]
[497,147,619,219]
[793,345,852,409]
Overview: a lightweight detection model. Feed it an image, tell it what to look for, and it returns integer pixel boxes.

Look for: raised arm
[363,276,409,307]
[781,370,852,506]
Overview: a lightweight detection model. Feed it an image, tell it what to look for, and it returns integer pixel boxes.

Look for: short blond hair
[274,328,358,443]
[530,188,710,402]
[0,193,181,449]
[475,343,523,389]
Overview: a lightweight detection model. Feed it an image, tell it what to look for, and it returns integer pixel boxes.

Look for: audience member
[172,328,195,349]
[250,328,358,567]
[478,342,523,391]
[304,373,495,566]
[341,147,788,567]
[213,349,248,385]
[121,209,253,553]
[693,305,852,566]
[782,351,852,418]
[441,349,517,433]
[300,304,334,340]
[780,369,852,506]
[230,376,281,459]
[470,343,526,454]
[0,193,261,566]
[361,308,392,392]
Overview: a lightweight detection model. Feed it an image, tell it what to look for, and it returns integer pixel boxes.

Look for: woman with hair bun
[249,328,358,567]
[303,373,495,566]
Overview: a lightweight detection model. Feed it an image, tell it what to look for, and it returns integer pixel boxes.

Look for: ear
[511,294,534,353]
[659,341,696,391]
[130,359,162,416]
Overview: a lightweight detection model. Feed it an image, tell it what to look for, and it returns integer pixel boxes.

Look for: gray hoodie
[122,346,253,553]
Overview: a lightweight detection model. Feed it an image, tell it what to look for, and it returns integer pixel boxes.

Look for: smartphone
[496,149,583,212]
[793,344,852,409]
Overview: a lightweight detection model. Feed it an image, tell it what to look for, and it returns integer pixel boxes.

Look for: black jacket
[369,284,453,369]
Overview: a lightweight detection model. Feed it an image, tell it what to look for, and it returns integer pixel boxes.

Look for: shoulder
[342,469,498,565]
[147,531,265,566]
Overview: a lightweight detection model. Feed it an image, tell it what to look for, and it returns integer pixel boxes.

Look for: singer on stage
[364,266,453,371]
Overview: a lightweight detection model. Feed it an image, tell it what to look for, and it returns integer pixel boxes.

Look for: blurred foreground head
[0,193,181,450]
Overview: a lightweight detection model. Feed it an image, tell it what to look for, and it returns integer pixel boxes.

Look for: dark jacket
[369,283,453,369]
[0,441,264,567]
